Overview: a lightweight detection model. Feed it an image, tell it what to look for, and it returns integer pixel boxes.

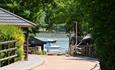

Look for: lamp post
[73,21,77,45]
[67,21,78,55]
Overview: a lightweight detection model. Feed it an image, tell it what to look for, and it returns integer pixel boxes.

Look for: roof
[28,36,46,47]
[0,8,36,27]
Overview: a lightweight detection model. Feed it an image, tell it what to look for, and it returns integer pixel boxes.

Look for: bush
[76,0,115,69]
[90,1,115,70]
[36,51,45,55]
[0,25,25,60]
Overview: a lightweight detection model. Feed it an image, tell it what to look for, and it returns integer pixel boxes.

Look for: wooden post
[67,32,71,55]
[24,31,29,60]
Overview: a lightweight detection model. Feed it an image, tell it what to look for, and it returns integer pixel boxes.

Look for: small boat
[45,44,60,49]
[44,39,61,54]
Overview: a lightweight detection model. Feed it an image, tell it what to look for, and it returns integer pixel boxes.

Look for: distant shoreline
[39,31,66,34]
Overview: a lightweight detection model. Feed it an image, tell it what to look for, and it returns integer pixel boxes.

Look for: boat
[44,39,61,54]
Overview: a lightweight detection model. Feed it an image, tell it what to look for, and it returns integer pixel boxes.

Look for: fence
[0,40,17,67]
[75,45,96,57]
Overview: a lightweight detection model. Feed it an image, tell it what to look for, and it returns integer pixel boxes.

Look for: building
[0,7,36,60]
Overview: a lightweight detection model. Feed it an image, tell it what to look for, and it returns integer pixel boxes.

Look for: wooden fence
[0,40,17,67]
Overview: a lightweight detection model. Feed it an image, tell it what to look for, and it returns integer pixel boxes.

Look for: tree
[76,0,115,69]
[0,0,84,33]
[92,0,115,69]
[0,0,54,32]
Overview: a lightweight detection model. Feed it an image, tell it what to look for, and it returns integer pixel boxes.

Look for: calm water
[36,33,69,53]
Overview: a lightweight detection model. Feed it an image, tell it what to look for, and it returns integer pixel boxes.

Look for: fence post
[24,31,29,60]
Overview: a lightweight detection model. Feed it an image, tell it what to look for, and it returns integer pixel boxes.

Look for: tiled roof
[0,8,36,27]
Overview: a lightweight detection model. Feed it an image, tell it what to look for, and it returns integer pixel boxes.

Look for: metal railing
[0,40,17,67]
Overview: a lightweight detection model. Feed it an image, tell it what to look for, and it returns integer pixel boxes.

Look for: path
[33,55,99,70]
[0,55,43,70]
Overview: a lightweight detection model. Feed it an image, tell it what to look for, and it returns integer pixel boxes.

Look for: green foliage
[0,1,115,69]
[36,51,45,55]
[0,0,82,32]
[0,42,16,67]
[0,0,54,32]
[0,25,25,60]
[92,1,115,69]
[75,0,115,70]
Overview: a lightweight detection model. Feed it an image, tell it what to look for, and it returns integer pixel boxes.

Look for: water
[36,33,69,53]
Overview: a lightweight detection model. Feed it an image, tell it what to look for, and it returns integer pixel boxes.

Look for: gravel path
[33,55,99,70]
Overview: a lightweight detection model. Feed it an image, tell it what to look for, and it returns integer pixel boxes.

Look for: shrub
[0,25,25,60]
[36,51,45,55]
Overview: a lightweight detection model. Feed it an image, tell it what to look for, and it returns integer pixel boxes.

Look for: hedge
[0,25,25,60]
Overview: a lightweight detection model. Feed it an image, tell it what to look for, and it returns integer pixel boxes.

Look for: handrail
[0,40,17,67]
[0,55,17,61]
[0,40,16,45]
[0,47,16,53]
